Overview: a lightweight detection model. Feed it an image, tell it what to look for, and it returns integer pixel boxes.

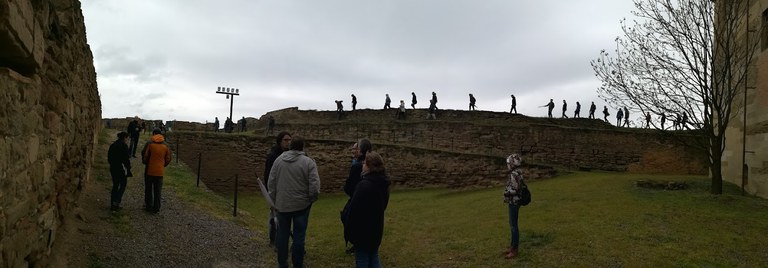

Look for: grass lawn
[163,160,768,267]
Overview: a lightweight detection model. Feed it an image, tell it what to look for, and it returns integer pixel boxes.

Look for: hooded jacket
[142,134,171,176]
[268,150,320,213]
[344,171,390,251]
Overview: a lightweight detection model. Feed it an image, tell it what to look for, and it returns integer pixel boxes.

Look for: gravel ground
[52,154,274,268]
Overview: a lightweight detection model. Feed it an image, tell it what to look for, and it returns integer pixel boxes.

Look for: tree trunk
[710,137,723,194]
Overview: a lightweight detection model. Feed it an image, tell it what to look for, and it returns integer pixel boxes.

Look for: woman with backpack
[503,153,527,259]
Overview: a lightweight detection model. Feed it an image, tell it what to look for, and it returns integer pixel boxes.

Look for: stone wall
[167,107,705,194]
[168,132,556,193]
[259,108,707,174]
[0,1,100,267]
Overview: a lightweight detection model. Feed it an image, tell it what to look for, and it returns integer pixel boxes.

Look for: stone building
[721,0,768,198]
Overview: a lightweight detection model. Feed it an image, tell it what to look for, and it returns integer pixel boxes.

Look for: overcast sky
[82,0,637,123]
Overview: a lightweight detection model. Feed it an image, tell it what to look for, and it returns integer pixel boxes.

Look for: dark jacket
[344,171,390,251]
[344,155,365,197]
[107,139,131,173]
[127,120,140,137]
[264,144,286,191]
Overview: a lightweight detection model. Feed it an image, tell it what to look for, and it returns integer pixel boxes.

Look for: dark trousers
[276,206,312,268]
[144,175,163,212]
[110,168,127,207]
[129,136,139,156]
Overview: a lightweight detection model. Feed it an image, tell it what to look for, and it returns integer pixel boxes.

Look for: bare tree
[591,0,758,194]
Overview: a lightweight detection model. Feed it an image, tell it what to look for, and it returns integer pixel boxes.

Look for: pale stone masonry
[722,0,768,198]
[0,0,100,267]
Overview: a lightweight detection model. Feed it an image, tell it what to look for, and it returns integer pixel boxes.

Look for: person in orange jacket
[141,128,172,213]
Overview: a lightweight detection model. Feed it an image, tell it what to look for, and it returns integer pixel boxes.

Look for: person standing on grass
[341,139,372,254]
[107,131,132,211]
[503,153,524,259]
[344,152,390,268]
[263,131,292,248]
[141,128,172,213]
[268,136,320,268]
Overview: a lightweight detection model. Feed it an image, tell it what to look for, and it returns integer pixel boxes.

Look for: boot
[504,247,518,259]
[502,246,513,255]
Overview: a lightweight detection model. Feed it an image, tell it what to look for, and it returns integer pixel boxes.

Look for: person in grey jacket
[268,136,320,268]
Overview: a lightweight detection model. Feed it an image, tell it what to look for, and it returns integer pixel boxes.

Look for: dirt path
[50,132,272,268]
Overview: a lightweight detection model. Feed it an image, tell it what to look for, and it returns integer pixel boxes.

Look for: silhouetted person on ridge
[602,106,610,122]
[336,100,344,120]
[589,102,597,119]
[623,107,630,127]
[351,94,357,111]
[541,99,555,118]
[384,94,391,109]
[645,112,651,129]
[430,92,438,110]
[411,92,417,109]
[213,117,220,132]
[660,113,666,130]
[510,95,517,114]
[561,100,568,118]
[574,101,581,118]
[616,108,624,127]
[469,94,476,111]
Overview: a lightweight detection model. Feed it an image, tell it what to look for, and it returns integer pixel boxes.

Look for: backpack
[519,181,531,206]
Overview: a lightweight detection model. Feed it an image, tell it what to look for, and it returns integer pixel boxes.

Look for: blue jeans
[276,206,312,268]
[355,247,382,268]
[508,204,520,247]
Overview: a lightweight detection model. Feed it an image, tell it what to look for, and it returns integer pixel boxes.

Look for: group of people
[213,116,245,133]
[262,133,392,267]
[260,131,530,266]
[107,126,172,214]
[540,99,694,130]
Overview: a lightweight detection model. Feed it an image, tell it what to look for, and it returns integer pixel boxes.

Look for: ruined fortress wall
[168,132,556,193]
[0,1,100,267]
[166,108,705,193]
[259,109,707,175]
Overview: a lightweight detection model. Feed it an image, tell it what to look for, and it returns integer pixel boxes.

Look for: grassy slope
[150,127,767,267]
[181,171,766,267]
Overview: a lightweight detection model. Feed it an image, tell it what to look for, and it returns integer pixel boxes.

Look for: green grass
[158,164,768,267]
[91,129,768,267]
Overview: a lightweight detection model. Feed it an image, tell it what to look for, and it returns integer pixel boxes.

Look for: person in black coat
[107,131,133,211]
[263,131,291,247]
[341,138,372,253]
[344,152,390,267]
[127,119,140,157]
